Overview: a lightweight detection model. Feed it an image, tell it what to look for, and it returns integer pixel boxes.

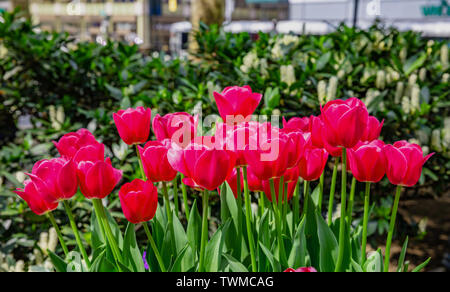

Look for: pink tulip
[321,97,369,148]
[284,131,307,169]
[152,112,198,148]
[113,107,152,145]
[77,157,122,199]
[284,267,317,272]
[213,86,262,123]
[309,115,342,157]
[282,116,310,133]
[14,180,59,215]
[361,116,384,142]
[138,139,177,182]
[244,133,290,180]
[53,128,101,159]
[119,179,158,224]
[347,140,386,183]
[298,147,328,181]
[24,158,78,203]
[167,142,236,191]
[383,141,434,187]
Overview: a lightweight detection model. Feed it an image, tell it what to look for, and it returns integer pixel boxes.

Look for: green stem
[319,172,324,212]
[384,185,402,272]
[347,176,357,225]
[162,182,176,253]
[180,174,190,221]
[328,156,340,226]
[270,178,286,266]
[259,192,265,217]
[46,212,69,257]
[143,222,166,272]
[302,180,310,220]
[63,201,91,268]
[242,167,257,272]
[335,148,347,272]
[236,167,243,230]
[293,180,300,227]
[198,190,209,272]
[282,182,289,233]
[361,182,371,265]
[173,176,179,217]
[92,199,123,265]
[135,144,145,179]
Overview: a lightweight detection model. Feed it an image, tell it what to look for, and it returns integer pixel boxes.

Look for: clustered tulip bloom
[53,128,102,159]
[384,141,434,186]
[119,179,158,224]
[152,112,198,147]
[138,140,177,182]
[213,85,262,122]
[113,107,152,145]
[14,180,59,215]
[261,178,297,203]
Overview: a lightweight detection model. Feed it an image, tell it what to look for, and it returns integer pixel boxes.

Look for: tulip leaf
[224,182,240,234]
[396,236,409,272]
[89,249,118,272]
[172,209,195,271]
[288,218,307,268]
[223,253,249,272]
[123,222,145,272]
[412,257,431,272]
[350,258,364,272]
[169,244,190,272]
[303,196,320,268]
[204,219,230,272]
[47,250,68,272]
[187,200,202,255]
[316,211,339,272]
[258,241,281,272]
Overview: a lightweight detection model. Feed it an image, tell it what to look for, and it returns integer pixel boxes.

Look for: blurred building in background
[3,0,449,50]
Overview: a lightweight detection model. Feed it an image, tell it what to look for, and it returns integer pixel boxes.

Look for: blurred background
[0,0,449,272]
[1,0,449,52]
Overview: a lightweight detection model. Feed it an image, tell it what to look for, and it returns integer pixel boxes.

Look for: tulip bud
[139,140,177,182]
[213,86,262,123]
[119,179,158,224]
[113,107,152,145]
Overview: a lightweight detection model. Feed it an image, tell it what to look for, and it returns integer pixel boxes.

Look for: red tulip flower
[138,140,177,182]
[284,267,317,272]
[309,115,342,157]
[262,178,297,203]
[321,97,369,148]
[77,157,122,199]
[24,158,78,203]
[244,135,290,181]
[167,142,236,191]
[213,86,262,123]
[113,107,152,145]
[72,142,105,166]
[361,116,384,142]
[282,116,310,133]
[383,141,434,187]
[247,166,263,192]
[14,180,59,215]
[298,147,329,181]
[53,128,101,159]
[119,179,158,224]
[284,131,307,169]
[152,112,198,148]
[347,140,386,183]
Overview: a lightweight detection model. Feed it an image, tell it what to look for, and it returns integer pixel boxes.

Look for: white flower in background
[317,80,327,105]
[364,89,380,107]
[399,47,407,62]
[327,76,338,102]
[240,50,259,73]
[38,232,49,255]
[431,129,442,152]
[33,249,43,265]
[272,108,281,116]
[337,69,345,79]
[389,70,400,83]
[376,70,386,89]
[401,96,411,114]
[415,129,430,146]
[49,105,65,131]
[47,228,58,253]
[271,44,283,60]
[443,73,449,83]
[419,68,427,82]
[427,40,434,47]
[406,73,418,97]
[259,58,269,78]
[441,44,449,70]
[422,146,430,156]
[14,260,25,272]
[271,35,299,60]
[112,140,128,161]
[395,82,404,104]
[410,85,421,113]
[15,171,26,184]
[280,35,299,46]
[0,45,7,58]
[408,138,420,146]
[280,65,296,87]
[443,117,450,150]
